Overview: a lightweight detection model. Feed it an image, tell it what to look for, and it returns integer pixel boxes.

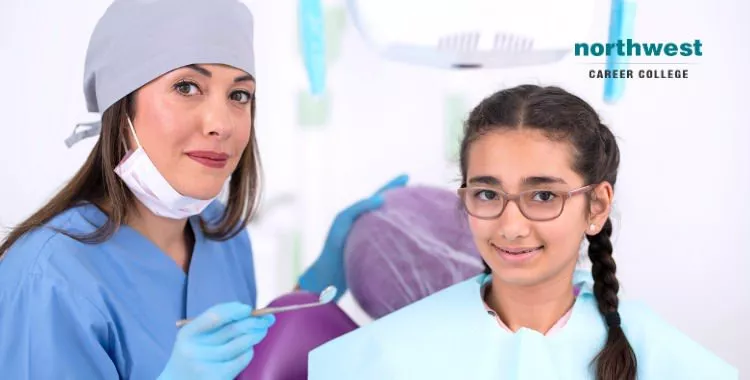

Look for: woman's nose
[201,98,235,139]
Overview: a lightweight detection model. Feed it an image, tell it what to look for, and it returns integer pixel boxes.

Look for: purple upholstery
[344,185,483,319]
[236,291,359,380]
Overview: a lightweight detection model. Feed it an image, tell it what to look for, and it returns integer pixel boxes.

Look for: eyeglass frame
[456,184,597,222]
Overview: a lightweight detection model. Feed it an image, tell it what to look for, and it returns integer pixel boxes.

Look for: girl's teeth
[505,248,536,254]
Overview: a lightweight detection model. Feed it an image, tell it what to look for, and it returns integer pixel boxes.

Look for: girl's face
[128,64,255,200]
[463,128,612,288]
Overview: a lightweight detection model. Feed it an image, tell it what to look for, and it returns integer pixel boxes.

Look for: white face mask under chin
[114,116,217,219]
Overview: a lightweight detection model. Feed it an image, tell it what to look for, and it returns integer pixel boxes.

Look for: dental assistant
[0,0,407,378]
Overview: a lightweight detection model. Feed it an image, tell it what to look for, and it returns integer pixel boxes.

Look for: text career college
[589,69,689,79]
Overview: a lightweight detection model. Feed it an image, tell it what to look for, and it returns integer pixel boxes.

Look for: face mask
[114,116,216,219]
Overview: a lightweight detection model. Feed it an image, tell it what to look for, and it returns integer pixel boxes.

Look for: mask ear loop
[124,113,142,151]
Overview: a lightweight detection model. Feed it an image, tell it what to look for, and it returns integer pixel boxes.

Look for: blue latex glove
[298,174,410,299]
[158,302,276,380]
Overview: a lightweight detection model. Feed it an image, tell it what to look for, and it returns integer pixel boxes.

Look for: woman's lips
[186,151,229,169]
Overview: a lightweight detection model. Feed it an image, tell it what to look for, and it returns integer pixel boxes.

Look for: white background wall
[1,0,748,375]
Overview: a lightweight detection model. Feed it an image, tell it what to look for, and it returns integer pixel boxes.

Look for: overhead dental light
[345,0,598,70]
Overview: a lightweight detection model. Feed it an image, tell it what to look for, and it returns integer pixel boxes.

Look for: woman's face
[463,128,612,288]
[128,64,254,200]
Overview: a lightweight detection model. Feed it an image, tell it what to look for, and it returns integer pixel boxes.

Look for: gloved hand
[157,302,276,380]
[298,174,409,299]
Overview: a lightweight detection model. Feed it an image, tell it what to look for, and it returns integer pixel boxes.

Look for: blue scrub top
[0,201,258,379]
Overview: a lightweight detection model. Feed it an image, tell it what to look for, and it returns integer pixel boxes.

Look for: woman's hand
[298,174,409,299]
[158,302,276,380]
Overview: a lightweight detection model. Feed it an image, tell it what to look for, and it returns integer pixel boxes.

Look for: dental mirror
[175,285,338,328]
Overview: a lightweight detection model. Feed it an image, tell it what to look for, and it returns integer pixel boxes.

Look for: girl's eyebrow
[467,175,568,187]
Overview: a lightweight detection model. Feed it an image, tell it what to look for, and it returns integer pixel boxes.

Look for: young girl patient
[308,84,738,380]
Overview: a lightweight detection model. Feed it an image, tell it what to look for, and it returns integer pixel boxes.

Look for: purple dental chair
[344,185,484,319]
[236,291,358,380]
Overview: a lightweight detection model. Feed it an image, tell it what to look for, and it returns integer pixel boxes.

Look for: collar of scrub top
[74,202,208,243]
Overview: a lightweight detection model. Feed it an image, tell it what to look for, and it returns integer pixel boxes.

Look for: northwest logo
[574,39,703,57]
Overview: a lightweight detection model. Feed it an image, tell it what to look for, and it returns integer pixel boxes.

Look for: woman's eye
[230,90,252,104]
[174,81,200,96]
[531,191,557,202]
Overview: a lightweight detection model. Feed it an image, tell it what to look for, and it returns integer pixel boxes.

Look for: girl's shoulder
[617,298,738,379]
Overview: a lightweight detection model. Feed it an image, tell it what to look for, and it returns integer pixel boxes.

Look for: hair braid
[587,218,637,380]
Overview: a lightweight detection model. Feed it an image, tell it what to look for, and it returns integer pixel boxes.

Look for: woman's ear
[586,182,614,235]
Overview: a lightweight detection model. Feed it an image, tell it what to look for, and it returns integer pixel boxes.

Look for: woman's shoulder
[618,299,738,379]
[0,207,113,370]
[0,204,107,290]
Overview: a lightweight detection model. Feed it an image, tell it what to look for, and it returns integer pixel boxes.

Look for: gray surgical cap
[84,0,255,113]
[67,0,255,147]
